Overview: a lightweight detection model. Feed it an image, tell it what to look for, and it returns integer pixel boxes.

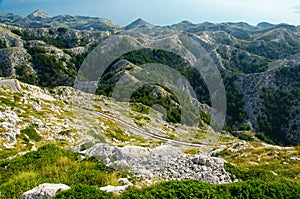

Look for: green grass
[118,179,300,199]
[130,103,150,114]
[217,144,300,183]
[20,126,41,142]
[0,144,124,199]
[54,184,112,199]
[1,144,300,199]
[237,133,254,142]
[54,179,300,198]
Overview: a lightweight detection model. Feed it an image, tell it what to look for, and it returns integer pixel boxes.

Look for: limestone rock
[20,183,70,199]
[99,185,128,194]
[85,144,232,184]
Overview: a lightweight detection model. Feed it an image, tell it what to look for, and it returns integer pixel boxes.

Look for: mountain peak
[257,22,275,29]
[125,18,154,30]
[27,9,51,19]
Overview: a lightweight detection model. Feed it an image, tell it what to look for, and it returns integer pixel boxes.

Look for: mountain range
[1,9,300,146]
[1,9,300,198]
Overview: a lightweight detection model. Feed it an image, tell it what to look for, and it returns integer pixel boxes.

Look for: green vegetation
[224,163,276,181]
[217,143,300,183]
[223,75,246,127]
[53,179,300,199]
[255,132,275,145]
[2,145,299,199]
[26,47,76,87]
[0,144,123,199]
[14,64,37,85]
[119,179,300,199]
[244,39,300,59]
[238,124,251,131]
[130,103,150,114]
[97,48,211,105]
[133,114,151,127]
[55,184,112,199]
[217,48,270,73]
[199,110,211,125]
[237,133,254,142]
[12,28,76,49]
[67,51,90,71]
[0,39,6,49]
[20,126,41,142]
[258,87,297,145]
[58,130,72,136]
[130,84,181,123]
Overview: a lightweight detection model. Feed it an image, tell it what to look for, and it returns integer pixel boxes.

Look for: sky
[0,0,299,26]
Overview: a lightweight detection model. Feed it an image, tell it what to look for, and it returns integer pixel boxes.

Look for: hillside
[1,12,300,145]
[0,10,300,198]
[0,79,299,198]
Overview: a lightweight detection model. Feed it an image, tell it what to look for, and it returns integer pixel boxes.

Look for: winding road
[0,78,217,148]
[77,106,216,147]
[0,78,22,92]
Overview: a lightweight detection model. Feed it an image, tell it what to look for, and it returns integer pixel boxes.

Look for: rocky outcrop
[84,144,232,184]
[0,108,20,143]
[0,25,24,48]
[0,47,32,77]
[99,185,129,194]
[20,183,70,199]
[0,80,77,148]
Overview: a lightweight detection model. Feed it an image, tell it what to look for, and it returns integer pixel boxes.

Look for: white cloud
[294,5,300,13]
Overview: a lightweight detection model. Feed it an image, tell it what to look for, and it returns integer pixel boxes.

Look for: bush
[255,132,275,145]
[20,126,41,142]
[237,134,254,142]
[54,184,112,199]
[130,103,150,114]
[0,39,6,49]
[120,179,300,199]
[58,130,71,136]
[224,163,276,181]
[26,47,76,87]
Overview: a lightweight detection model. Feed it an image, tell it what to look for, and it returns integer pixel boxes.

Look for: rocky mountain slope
[0,78,299,198]
[0,78,236,197]
[0,9,120,31]
[1,11,300,145]
[0,11,300,198]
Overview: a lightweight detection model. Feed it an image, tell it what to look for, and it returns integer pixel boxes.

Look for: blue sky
[0,0,299,26]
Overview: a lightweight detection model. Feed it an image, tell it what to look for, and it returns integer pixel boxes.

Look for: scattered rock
[20,183,70,199]
[85,144,232,184]
[289,157,300,161]
[0,122,20,143]
[99,185,128,194]
[118,178,133,186]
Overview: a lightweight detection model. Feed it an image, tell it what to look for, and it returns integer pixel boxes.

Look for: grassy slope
[0,144,299,199]
[0,144,125,199]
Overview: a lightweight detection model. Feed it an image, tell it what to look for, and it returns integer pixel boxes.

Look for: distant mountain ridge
[0,9,299,33]
[0,9,120,31]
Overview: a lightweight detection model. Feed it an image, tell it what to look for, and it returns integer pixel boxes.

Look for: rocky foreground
[19,144,232,198]
[78,144,232,184]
